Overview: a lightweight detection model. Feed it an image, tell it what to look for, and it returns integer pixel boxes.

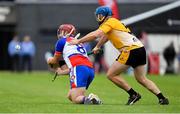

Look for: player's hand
[47,57,58,68]
[56,68,63,75]
[56,67,70,75]
[47,57,54,64]
[92,46,101,54]
[69,39,80,45]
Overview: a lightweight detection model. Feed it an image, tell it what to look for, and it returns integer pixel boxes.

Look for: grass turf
[0,71,179,113]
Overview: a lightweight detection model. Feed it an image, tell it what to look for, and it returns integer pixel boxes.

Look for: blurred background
[0,0,180,75]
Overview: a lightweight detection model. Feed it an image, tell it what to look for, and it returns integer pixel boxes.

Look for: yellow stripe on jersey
[117,49,130,64]
[99,17,143,49]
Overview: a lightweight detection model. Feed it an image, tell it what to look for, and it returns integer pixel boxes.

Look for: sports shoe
[87,93,102,105]
[159,98,169,105]
[126,93,141,105]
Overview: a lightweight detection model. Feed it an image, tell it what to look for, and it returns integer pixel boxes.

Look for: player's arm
[93,36,108,54]
[96,35,108,48]
[53,53,61,63]
[47,38,65,66]
[47,53,61,65]
[69,29,105,45]
[56,66,70,75]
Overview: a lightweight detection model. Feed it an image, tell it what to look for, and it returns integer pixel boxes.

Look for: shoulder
[66,37,74,42]
[56,37,66,44]
[57,37,74,43]
[100,17,119,28]
[56,37,75,47]
[55,38,67,51]
[106,17,119,23]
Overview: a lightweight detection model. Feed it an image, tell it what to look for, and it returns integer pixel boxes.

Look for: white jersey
[54,37,93,68]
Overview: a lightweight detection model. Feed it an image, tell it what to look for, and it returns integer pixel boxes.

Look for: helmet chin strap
[98,16,107,25]
[98,13,108,25]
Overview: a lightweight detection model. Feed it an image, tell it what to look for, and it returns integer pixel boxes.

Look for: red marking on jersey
[55,51,62,56]
[66,37,73,42]
[71,82,77,88]
[69,54,93,68]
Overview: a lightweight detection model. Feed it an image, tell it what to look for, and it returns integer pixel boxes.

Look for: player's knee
[106,72,113,80]
[136,77,147,84]
[70,97,76,103]
[107,76,112,80]
[72,99,80,104]
[67,92,72,102]
[67,94,72,101]
[68,92,78,103]
[106,74,111,80]
[70,95,81,104]
[68,93,80,104]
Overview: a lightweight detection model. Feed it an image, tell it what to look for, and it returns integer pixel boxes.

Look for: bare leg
[134,65,161,95]
[134,65,169,105]
[106,61,131,91]
[107,61,141,105]
[68,87,86,104]
[67,87,101,104]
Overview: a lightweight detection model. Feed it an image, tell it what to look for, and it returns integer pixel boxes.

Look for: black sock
[127,88,137,97]
[157,93,165,100]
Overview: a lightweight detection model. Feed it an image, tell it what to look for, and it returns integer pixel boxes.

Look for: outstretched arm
[93,36,108,54]
[69,29,105,45]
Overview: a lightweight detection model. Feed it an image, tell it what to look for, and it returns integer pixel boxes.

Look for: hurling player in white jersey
[47,24,101,105]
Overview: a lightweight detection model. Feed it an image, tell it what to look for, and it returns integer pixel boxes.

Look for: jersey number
[76,44,86,54]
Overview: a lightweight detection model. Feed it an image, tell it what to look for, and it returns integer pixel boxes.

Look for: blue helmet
[95,6,112,17]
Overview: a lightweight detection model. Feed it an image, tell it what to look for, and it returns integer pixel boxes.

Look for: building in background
[0,0,180,72]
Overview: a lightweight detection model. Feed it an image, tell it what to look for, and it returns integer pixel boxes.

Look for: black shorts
[116,47,146,68]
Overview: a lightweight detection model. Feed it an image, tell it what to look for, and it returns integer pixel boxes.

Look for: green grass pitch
[0,71,180,113]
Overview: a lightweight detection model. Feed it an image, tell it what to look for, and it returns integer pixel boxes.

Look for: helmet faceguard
[95,6,112,25]
[57,24,76,39]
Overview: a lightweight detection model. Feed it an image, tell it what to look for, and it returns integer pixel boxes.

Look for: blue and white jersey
[54,37,93,69]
